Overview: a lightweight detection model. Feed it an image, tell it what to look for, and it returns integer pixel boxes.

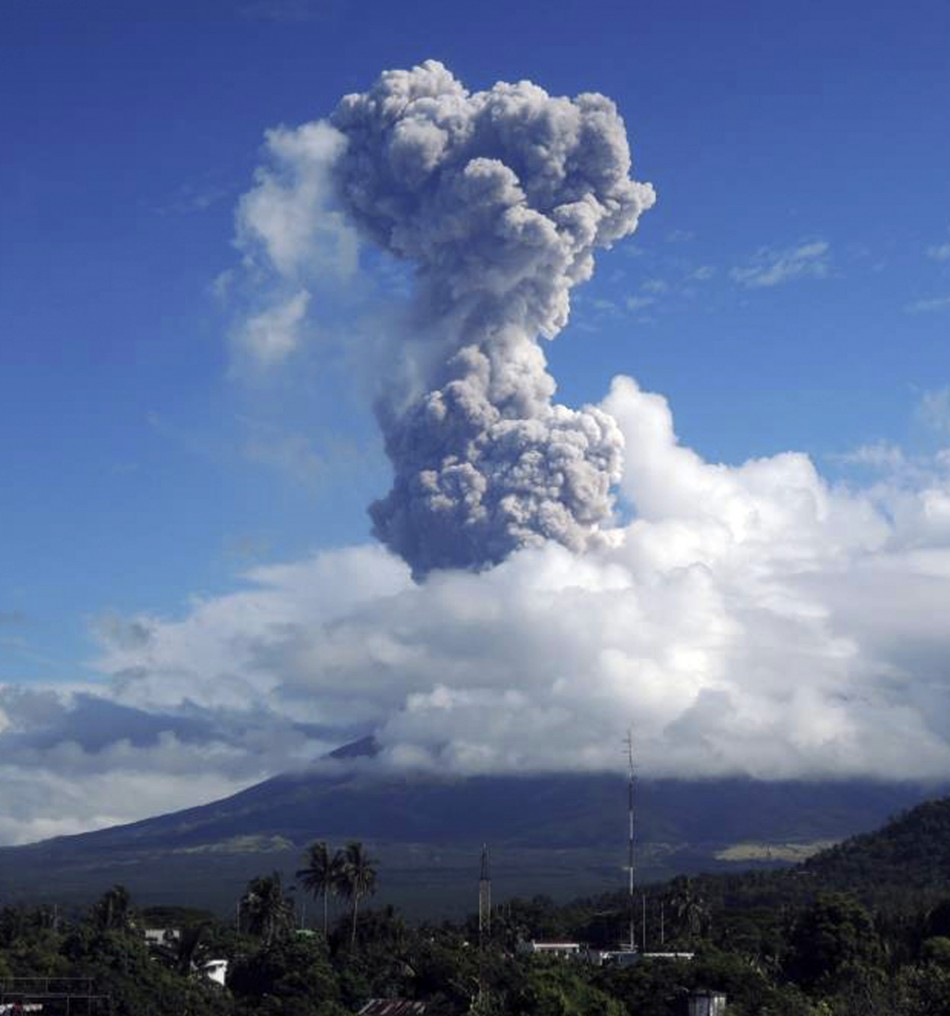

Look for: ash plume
[329,61,655,577]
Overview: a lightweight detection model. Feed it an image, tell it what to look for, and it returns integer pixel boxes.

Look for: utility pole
[642,892,647,953]
[478,843,491,944]
[625,728,636,952]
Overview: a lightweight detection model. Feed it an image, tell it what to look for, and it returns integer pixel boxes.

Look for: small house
[688,989,727,1016]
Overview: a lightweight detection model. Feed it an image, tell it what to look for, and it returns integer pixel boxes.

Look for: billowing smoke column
[330,61,655,578]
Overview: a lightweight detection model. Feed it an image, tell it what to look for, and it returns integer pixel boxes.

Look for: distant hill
[801,795,950,893]
[0,751,943,918]
[667,794,950,923]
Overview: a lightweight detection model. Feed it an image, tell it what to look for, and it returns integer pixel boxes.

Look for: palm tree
[337,840,377,947]
[239,872,294,946]
[669,876,708,945]
[296,840,343,934]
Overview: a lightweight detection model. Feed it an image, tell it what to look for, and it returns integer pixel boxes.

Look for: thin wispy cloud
[730,240,831,289]
[243,428,325,487]
[906,295,950,314]
[916,387,950,436]
[241,422,372,489]
[234,290,311,367]
[641,278,669,294]
[156,178,232,217]
[831,441,907,471]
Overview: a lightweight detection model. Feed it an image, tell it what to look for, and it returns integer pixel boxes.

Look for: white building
[519,941,583,958]
[201,959,229,987]
[688,989,727,1016]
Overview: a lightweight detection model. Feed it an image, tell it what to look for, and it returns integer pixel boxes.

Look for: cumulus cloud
[3,378,950,842]
[730,240,830,288]
[98,379,950,783]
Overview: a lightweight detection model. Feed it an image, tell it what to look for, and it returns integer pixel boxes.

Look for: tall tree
[91,884,134,932]
[668,876,708,944]
[296,841,343,934]
[337,841,377,947]
[240,873,294,947]
[786,892,882,990]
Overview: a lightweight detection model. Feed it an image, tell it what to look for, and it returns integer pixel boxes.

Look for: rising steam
[328,61,655,577]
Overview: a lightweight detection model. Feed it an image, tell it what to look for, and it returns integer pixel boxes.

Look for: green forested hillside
[5,800,950,1016]
[801,797,950,891]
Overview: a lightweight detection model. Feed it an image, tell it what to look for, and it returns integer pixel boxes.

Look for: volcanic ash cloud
[329,61,655,578]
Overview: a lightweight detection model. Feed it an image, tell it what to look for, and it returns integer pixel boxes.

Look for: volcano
[0,744,941,919]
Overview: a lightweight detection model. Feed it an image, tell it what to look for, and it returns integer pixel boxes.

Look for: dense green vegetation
[4,797,950,1013]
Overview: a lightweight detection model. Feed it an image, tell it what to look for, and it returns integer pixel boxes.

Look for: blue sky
[0,0,949,838]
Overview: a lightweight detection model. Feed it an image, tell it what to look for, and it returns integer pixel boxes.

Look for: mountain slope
[801,796,950,892]
[0,761,943,918]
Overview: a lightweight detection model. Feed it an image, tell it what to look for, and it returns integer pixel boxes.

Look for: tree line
[4,833,950,1013]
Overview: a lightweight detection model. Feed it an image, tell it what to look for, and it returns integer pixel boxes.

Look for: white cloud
[831,441,907,471]
[236,122,356,281]
[730,240,830,288]
[927,243,950,262]
[224,120,359,368]
[3,379,950,841]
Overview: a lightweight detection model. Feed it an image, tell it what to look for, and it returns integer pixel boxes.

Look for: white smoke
[322,61,654,576]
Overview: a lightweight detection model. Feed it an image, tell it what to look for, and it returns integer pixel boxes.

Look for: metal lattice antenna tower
[478,843,491,940]
[625,728,637,951]
[477,844,492,1010]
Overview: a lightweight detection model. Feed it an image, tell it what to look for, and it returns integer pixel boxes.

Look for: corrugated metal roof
[358,1000,428,1016]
